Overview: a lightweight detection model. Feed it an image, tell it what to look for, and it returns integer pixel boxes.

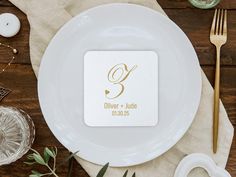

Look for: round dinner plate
[38,3,202,167]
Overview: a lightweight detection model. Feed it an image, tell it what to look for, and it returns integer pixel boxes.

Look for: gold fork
[210,9,227,153]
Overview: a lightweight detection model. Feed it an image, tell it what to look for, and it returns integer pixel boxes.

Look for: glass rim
[0,106,35,166]
[188,0,221,9]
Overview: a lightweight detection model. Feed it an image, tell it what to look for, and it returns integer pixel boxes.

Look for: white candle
[0,13,21,37]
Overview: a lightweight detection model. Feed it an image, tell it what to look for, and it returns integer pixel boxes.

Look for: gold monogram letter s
[105,63,137,99]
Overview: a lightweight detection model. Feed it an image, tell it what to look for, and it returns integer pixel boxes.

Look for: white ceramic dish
[174,153,231,177]
[38,3,202,167]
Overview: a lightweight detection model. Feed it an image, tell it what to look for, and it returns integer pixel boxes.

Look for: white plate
[38,3,202,167]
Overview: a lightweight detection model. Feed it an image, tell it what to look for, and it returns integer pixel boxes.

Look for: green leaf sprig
[96,163,136,177]
[25,147,136,177]
[25,147,78,177]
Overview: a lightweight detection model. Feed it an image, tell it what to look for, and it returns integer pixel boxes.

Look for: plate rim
[38,3,202,167]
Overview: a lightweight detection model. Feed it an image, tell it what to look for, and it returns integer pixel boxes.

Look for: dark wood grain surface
[0,0,235,176]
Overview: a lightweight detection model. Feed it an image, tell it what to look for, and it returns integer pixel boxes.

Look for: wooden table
[0,0,235,176]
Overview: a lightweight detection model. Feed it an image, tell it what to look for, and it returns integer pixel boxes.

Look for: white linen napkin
[9,0,234,176]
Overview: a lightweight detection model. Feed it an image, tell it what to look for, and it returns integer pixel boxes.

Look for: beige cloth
[9,0,234,176]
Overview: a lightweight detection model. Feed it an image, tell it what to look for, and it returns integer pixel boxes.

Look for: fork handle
[213,45,221,153]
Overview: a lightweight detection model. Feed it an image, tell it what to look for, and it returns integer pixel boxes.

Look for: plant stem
[53,157,56,171]
[67,156,74,177]
[46,164,59,177]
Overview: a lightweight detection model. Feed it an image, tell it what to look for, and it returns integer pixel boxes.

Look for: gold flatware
[210,9,227,153]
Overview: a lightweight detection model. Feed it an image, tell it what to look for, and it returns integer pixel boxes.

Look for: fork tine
[216,9,221,34]
[219,9,224,35]
[211,9,217,35]
[223,10,227,36]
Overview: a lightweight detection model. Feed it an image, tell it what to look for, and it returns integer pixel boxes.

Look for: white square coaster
[84,51,158,126]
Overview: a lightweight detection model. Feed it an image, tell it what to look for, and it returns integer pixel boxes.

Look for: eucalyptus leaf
[24,161,36,165]
[45,147,55,158]
[54,147,58,156]
[44,148,50,164]
[31,170,42,175]
[29,175,40,177]
[27,154,34,160]
[30,148,41,155]
[123,170,128,177]
[51,147,57,157]
[96,163,109,177]
[33,153,46,165]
